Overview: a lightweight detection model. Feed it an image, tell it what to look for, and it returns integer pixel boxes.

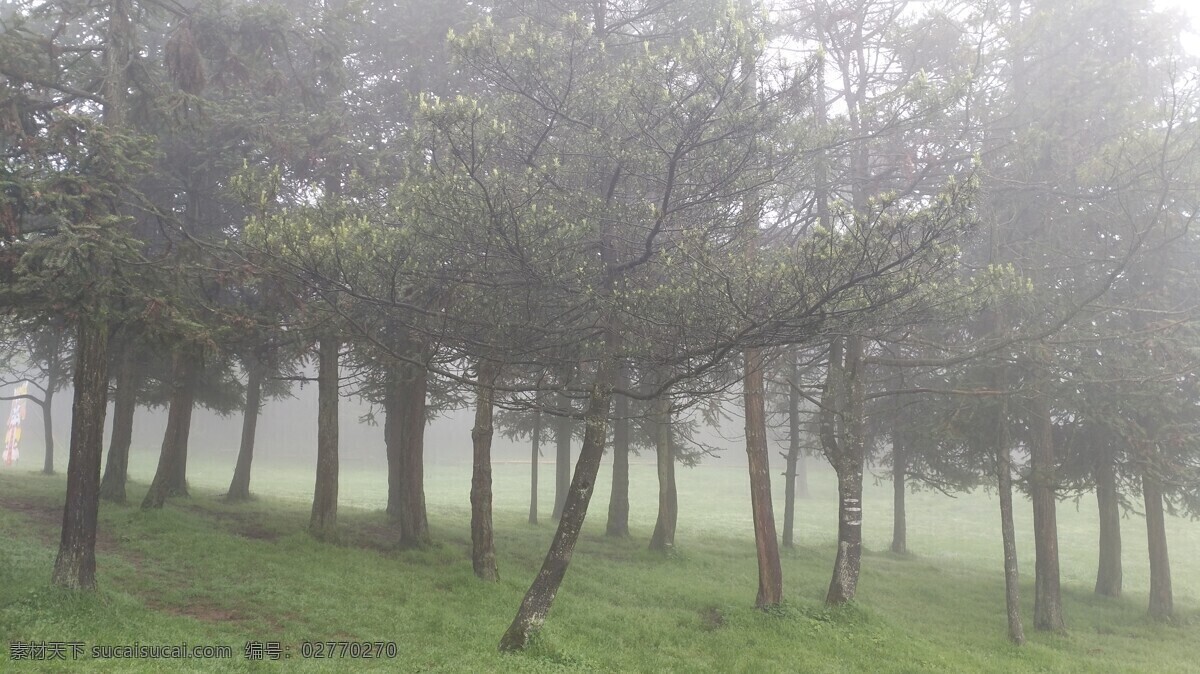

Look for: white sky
[1156,0,1200,55]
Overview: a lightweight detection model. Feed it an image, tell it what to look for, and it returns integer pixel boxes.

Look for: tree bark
[745,346,783,608]
[998,440,1026,645]
[1094,447,1122,597]
[648,394,677,552]
[529,408,540,525]
[40,326,63,474]
[41,382,55,475]
[395,361,430,547]
[226,358,265,502]
[606,367,630,537]
[141,351,199,509]
[99,343,138,503]
[1030,384,1066,632]
[783,357,801,549]
[1143,470,1173,620]
[499,358,615,651]
[384,365,402,518]
[308,336,339,539]
[51,318,109,590]
[891,431,907,555]
[471,360,500,581]
[826,337,866,606]
[552,390,572,521]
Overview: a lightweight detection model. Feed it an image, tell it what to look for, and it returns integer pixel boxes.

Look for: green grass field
[1,445,1197,672]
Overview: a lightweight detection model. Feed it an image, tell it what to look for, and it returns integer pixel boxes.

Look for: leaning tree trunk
[141,351,199,509]
[471,360,500,581]
[1143,469,1173,620]
[499,357,615,652]
[309,336,339,539]
[552,390,572,521]
[51,318,109,590]
[529,408,541,525]
[1030,383,1066,632]
[99,344,138,503]
[745,346,783,608]
[891,431,907,555]
[226,358,265,502]
[1094,446,1122,598]
[782,357,801,549]
[606,367,630,537]
[648,394,677,552]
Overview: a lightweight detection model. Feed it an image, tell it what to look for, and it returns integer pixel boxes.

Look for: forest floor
[0,451,1197,672]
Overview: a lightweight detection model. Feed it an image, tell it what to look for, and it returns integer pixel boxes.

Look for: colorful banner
[4,383,28,467]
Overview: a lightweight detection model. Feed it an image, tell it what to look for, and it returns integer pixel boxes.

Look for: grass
[0,446,1197,672]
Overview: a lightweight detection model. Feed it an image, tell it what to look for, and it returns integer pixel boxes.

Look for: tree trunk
[499,358,615,652]
[1094,448,1122,597]
[384,365,402,519]
[891,431,907,555]
[648,395,677,552]
[51,318,109,590]
[552,391,572,521]
[226,358,265,502]
[1143,470,1173,620]
[141,351,199,509]
[998,441,1026,645]
[744,347,783,608]
[309,336,339,539]
[782,358,801,549]
[826,336,866,606]
[396,361,430,547]
[606,368,630,537]
[529,409,540,525]
[99,344,138,503]
[1030,385,1066,632]
[471,360,500,581]
[41,384,55,475]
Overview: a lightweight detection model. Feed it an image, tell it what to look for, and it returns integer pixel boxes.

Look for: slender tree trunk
[782,358,801,549]
[499,358,615,652]
[1143,470,1173,620]
[1030,384,1066,632]
[1094,448,1122,597]
[648,395,677,552]
[471,361,500,581]
[41,385,55,475]
[396,362,429,547]
[745,347,783,608]
[552,391,572,521]
[141,351,198,509]
[826,337,866,606]
[529,409,540,525]
[891,431,907,555]
[384,365,403,519]
[226,358,264,502]
[998,441,1026,644]
[51,318,109,590]
[606,367,630,537]
[99,344,138,503]
[40,324,63,475]
[309,336,339,539]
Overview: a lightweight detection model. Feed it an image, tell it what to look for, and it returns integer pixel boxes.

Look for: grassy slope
[0,448,1197,672]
